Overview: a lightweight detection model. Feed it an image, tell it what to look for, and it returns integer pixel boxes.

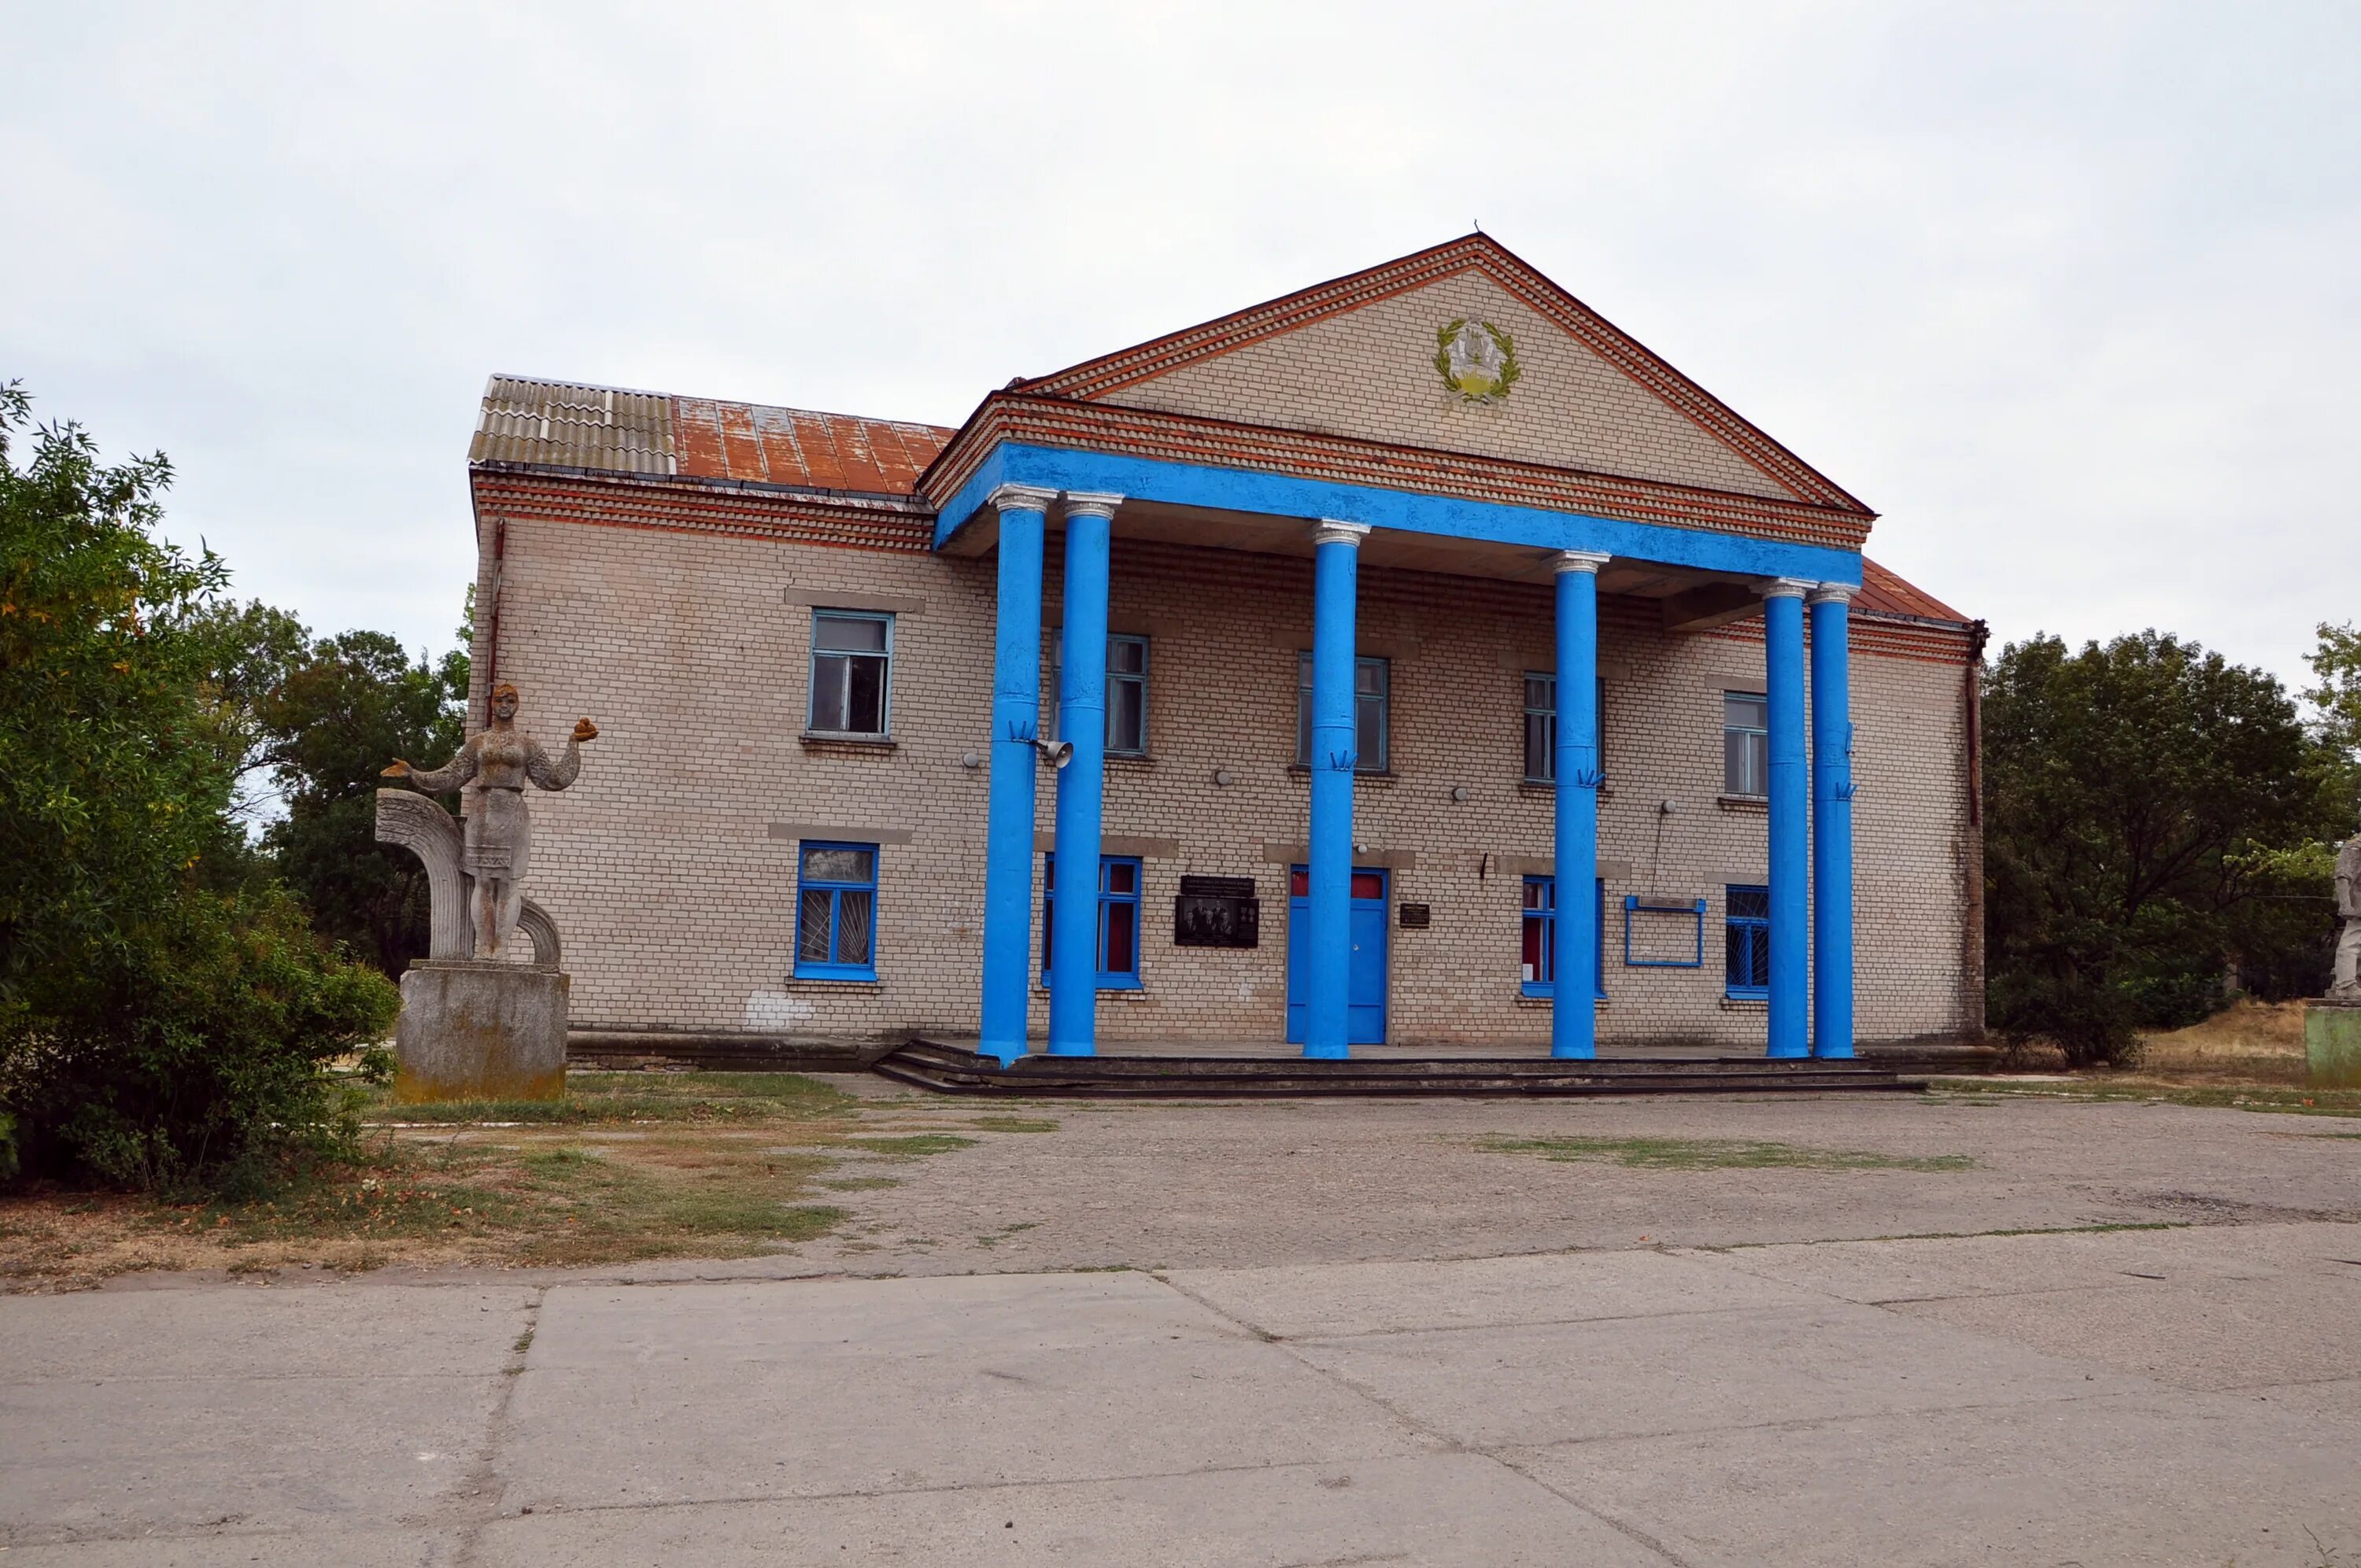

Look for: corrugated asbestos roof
[470,375,952,496]
[472,377,677,476]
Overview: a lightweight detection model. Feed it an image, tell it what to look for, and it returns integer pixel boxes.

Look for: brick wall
[473,475,1980,1050]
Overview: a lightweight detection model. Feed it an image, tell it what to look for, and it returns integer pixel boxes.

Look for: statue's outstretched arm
[525,726,591,791]
[391,740,478,795]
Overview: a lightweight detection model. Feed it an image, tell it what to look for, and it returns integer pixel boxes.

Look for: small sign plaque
[1175,876,1259,949]
[1398,903,1432,928]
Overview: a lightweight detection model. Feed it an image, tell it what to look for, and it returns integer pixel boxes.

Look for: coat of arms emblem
[1435,317,1520,402]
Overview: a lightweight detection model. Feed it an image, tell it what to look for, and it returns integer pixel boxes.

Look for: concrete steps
[873,1038,1925,1098]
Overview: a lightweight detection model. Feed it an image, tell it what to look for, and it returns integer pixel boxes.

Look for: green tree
[2307,621,2361,769]
[257,625,469,975]
[0,383,395,1190]
[1982,631,2345,1066]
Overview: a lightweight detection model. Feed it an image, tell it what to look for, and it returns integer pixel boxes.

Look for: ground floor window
[1520,876,1605,998]
[1725,884,1771,997]
[795,843,878,979]
[1043,854,1144,989]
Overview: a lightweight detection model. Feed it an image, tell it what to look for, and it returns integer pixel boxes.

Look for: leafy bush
[0,382,397,1191]
[3,884,396,1190]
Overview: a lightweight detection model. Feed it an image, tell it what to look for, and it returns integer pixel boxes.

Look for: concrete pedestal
[2304,999,2361,1090]
[394,961,569,1103]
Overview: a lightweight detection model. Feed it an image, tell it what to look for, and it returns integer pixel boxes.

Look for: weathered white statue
[382,681,597,961]
[2334,814,2361,1000]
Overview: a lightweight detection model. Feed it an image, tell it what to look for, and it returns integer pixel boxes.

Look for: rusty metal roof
[471,376,952,497]
[1857,558,1967,623]
[670,397,951,493]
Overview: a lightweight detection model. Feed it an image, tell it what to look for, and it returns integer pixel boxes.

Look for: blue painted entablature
[918,397,1870,587]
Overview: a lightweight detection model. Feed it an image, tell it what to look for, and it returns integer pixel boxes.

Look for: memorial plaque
[1398,902,1432,928]
[1175,875,1259,948]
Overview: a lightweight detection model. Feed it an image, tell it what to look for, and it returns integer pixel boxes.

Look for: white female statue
[382,681,596,961]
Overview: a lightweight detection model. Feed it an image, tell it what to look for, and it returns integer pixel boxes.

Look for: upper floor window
[1296,653,1389,773]
[1051,632,1150,756]
[795,843,878,980]
[1520,875,1605,998]
[1042,854,1144,989]
[1724,884,1771,998]
[810,611,893,736]
[1723,692,1768,797]
[1521,673,1609,784]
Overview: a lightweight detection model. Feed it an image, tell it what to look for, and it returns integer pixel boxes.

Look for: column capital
[1060,491,1124,521]
[1311,518,1372,548]
[1761,577,1815,600]
[986,482,1058,515]
[1554,549,1611,575]
[1805,582,1856,607]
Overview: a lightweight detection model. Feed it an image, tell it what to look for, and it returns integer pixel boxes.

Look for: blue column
[1764,579,1812,1059]
[1047,493,1121,1057]
[1551,550,1610,1059]
[1809,585,1856,1059]
[1306,519,1369,1060]
[977,485,1055,1067]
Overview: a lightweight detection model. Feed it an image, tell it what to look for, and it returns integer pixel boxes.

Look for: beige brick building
[466,238,1983,1060]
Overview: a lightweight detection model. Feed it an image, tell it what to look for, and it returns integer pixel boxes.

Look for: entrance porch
[940,442,1864,1067]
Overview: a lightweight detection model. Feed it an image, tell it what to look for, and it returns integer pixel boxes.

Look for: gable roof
[470,375,952,498]
[1014,234,1871,517]
[467,378,1960,628]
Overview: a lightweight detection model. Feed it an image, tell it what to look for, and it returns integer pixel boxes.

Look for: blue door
[1286,866,1388,1045]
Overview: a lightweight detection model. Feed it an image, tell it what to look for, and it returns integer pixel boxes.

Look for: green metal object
[2305,1002,2361,1090]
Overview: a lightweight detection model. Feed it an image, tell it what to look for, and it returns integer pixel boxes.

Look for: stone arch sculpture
[374,789,561,968]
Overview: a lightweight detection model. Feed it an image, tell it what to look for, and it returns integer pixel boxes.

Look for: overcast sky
[6,2,2356,693]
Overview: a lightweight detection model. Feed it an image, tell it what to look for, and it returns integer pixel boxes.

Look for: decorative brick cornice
[1011,234,1871,516]
[469,467,934,555]
[1705,610,1979,667]
[918,394,1875,552]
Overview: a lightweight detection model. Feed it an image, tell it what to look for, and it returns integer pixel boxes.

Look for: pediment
[1022,237,1864,513]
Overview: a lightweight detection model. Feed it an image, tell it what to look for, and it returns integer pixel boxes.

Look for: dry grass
[0,1072,1057,1293]
[2137,998,2312,1084]
[1941,998,2359,1116]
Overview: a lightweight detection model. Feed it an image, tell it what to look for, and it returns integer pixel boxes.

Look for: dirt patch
[0,1071,1003,1293]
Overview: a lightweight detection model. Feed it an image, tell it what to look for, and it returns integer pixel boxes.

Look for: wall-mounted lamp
[1212,768,1235,787]
[960,751,981,769]
[1450,785,1470,803]
[1658,799,1679,815]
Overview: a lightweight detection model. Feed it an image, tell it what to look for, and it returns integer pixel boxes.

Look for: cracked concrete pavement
[5,1087,2359,1565]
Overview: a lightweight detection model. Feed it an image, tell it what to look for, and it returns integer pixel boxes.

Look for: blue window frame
[1042,854,1144,989]
[1725,884,1771,998]
[1296,653,1389,773]
[1049,632,1151,756]
[1520,876,1605,998]
[795,843,878,980]
[809,611,893,736]
[1522,672,1609,784]
[1724,692,1768,798]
